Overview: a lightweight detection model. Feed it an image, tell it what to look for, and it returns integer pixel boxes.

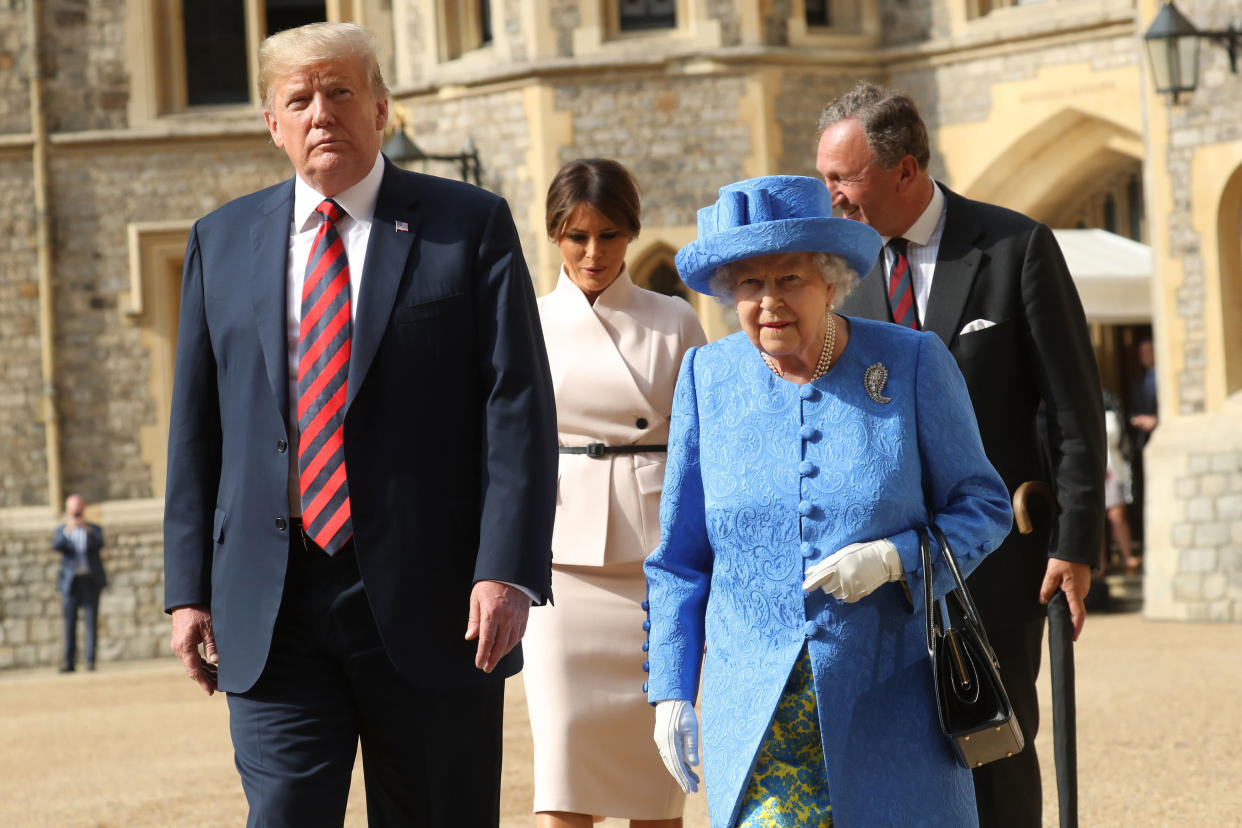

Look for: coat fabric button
[797,500,814,517]
[642,620,651,632]
[798,425,819,441]
[642,661,650,672]
[801,542,815,558]
[642,641,649,652]
[799,385,816,400]
[803,621,817,638]
[636,417,648,429]
[275,517,287,531]
[642,681,649,693]
[799,460,817,476]
[641,600,650,611]
[276,439,288,453]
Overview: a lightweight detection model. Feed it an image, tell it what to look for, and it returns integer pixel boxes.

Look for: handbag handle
[919,524,991,657]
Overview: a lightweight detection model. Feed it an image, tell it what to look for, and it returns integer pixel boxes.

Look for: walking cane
[1013,480,1077,828]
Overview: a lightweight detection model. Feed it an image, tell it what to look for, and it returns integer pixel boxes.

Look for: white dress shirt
[285,152,384,516]
[880,181,946,327]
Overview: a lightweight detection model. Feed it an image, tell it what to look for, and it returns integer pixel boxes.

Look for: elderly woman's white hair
[708,252,859,306]
[258,22,389,111]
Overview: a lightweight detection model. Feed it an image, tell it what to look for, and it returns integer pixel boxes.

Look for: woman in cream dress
[524,158,706,828]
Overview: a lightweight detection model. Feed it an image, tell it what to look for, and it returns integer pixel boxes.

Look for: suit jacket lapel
[924,184,983,349]
[250,181,294,423]
[849,258,891,321]
[347,160,419,411]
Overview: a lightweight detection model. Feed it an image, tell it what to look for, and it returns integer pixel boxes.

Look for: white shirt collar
[882,179,945,246]
[292,153,385,232]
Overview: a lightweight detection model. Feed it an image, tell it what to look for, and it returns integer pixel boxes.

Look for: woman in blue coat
[644,176,1013,827]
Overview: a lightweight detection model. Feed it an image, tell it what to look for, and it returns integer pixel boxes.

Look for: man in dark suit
[163,22,557,827]
[815,83,1105,827]
[52,493,107,672]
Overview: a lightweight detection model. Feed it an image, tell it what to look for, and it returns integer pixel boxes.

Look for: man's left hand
[465,580,530,673]
[1039,559,1091,641]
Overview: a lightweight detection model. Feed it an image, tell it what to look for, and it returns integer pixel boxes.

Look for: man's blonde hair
[258,22,389,111]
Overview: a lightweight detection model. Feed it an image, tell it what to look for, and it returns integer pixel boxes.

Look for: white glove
[653,699,700,794]
[802,538,903,602]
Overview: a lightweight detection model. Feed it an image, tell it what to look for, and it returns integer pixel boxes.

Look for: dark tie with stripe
[296,199,353,554]
[886,237,919,330]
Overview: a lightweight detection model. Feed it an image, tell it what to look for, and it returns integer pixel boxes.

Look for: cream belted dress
[523,265,706,817]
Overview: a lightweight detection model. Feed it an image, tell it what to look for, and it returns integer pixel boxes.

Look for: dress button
[275,517,287,531]
[801,542,815,558]
[642,620,651,632]
[799,461,816,476]
[636,417,648,429]
[799,385,816,400]
[803,621,817,638]
[276,439,288,453]
[642,641,650,652]
[642,681,649,693]
[642,661,650,672]
[641,600,650,611]
[798,425,819,441]
[797,500,814,517]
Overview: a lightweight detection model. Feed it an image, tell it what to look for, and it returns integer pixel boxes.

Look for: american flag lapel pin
[394,220,409,233]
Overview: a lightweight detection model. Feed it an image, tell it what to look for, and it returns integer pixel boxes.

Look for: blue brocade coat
[644,317,1013,827]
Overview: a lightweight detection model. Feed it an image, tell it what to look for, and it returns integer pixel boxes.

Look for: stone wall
[0,3,31,135]
[0,156,45,509]
[880,0,945,45]
[1161,0,1242,415]
[554,74,752,231]
[47,136,290,503]
[0,516,167,669]
[41,0,129,133]
[1145,399,1242,621]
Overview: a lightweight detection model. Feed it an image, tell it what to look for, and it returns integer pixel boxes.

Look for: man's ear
[264,110,284,148]
[375,98,389,132]
[895,155,920,191]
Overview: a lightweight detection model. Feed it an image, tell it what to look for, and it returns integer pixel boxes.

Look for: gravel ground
[1,610,1238,827]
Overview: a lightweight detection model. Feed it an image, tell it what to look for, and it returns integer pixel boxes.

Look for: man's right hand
[170,605,219,695]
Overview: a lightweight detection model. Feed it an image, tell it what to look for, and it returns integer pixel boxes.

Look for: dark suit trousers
[226,537,505,828]
[970,613,1045,828]
[62,576,101,668]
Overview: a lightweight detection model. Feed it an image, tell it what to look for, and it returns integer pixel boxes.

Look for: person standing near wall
[51,493,107,672]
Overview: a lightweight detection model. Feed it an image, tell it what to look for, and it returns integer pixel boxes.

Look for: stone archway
[963,107,1144,229]
[629,241,690,302]
[1215,164,1242,398]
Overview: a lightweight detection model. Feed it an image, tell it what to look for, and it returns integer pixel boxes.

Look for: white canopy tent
[1051,228,1152,325]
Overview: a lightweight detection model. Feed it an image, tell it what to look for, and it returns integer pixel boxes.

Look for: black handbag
[919,524,1025,769]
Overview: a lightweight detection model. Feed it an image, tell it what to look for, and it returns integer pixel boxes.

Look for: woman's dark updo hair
[545,158,641,241]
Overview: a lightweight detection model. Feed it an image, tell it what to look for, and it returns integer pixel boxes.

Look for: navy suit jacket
[163,159,558,694]
[52,523,107,594]
[839,184,1105,624]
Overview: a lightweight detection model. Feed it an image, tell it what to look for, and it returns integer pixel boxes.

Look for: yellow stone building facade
[1,0,1239,667]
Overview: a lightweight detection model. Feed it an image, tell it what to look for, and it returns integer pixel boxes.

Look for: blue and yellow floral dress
[644,318,1012,827]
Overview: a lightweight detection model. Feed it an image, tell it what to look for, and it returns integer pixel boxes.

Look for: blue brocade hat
[675,175,883,296]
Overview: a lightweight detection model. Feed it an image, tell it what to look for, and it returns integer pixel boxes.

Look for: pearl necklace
[762,312,837,382]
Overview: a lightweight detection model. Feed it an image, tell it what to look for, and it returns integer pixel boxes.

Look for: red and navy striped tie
[887,237,920,330]
[296,199,353,554]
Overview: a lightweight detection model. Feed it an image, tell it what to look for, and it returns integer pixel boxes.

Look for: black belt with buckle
[558,443,668,458]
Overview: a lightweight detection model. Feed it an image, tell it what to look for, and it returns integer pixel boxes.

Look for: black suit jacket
[164,159,558,693]
[840,184,1105,623]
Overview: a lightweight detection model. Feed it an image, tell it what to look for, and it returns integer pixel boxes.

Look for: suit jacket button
[636,417,648,429]
[276,439,288,453]
[275,517,287,531]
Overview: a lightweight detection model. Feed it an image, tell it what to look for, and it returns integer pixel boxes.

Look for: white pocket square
[959,318,996,335]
